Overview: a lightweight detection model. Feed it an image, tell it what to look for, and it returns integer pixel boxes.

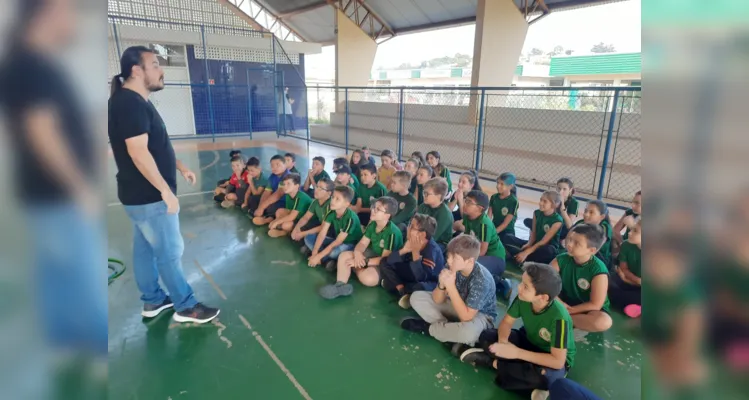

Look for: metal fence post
[397,88,405,162]
[272,37,280,138]
[597,89,621,199]
[344,88,349,155]
[474,89,486,171]
[246,83,253,140]
[111,20,122,58]
[201,25,216,142]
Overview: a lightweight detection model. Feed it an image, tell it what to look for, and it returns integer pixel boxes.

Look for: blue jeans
[28,203,107,355]
[123,201,197,312]
[549,379,602,400]
[304,233,354,262]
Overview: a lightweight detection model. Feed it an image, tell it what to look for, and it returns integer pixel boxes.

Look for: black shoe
[173,303,220,324]
[451,343,471,357]
[400,317,430,335]
[459,347,494,368]
[300,245,312,257]
[141,296,174,318]
[324,260,337,272]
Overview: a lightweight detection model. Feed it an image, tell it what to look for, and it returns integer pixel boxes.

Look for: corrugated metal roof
[549,52,641,76]
[285,6,337,44]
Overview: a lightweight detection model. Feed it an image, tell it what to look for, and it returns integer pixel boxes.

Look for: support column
[335,8,377,111]
[468,0,529,118]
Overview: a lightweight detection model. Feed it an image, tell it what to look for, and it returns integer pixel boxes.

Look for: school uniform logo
[501,207,509,216]
[543,224,550,232]
[577,278,590,290]
[399,202,405,210]
[539,328,551,342]
[379,239,385,248]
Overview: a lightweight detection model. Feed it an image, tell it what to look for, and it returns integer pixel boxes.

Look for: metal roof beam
[277,1,329,19]
[329,0,395,41]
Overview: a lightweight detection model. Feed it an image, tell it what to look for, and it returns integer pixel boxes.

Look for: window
[149,43,186,67]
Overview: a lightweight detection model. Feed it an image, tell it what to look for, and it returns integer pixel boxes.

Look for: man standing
[283,86,296,135]
[108,46,219,324]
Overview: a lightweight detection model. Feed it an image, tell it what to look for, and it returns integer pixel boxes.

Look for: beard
[146,75,165,92]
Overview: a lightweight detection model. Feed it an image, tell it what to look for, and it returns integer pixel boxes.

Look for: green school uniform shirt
[508,298,576,368]
[325,208,363,245]
[438,166,452,192]
[284,191,313,221]
[357,181,388,208]
[572,220,613,264]
[416,183,424,205]
[290,166,300,174]
[307,198,331,223]
[251,172,268,191]
[533,210,564,249]
[350,174,360,190]
[363,221,404,257]
[618,241,642,278]
[388,191,417,225]
[312,170,331,184]
[564,197,579,217]
[489,193,519,236]
[555,253,611,312]
[622,208,639,240]
[417,202,454,245]
[463,213,506,259]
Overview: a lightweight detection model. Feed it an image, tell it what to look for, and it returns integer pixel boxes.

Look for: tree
[529,48,543,56]
[548,45,565,56]
[590,42,616,53]
[565,49,574,55]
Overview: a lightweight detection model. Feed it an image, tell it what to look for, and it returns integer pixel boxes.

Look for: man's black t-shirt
[108,88,177,205]
[0,47,94,203]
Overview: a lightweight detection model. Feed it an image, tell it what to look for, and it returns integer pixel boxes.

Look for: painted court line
[193,259,228,300]
[200,150,220,171]
[237,314,312,400]
[107,190,213,207]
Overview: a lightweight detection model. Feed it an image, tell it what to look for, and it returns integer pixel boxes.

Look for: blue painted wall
[186,45,307,135]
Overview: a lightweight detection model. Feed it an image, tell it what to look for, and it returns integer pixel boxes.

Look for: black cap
[468,190,489,209]
[336,165,352,175]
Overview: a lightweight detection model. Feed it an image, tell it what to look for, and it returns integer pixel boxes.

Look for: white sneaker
[221,199,235,209]
[531,389,549,400]
[398,294,411,309]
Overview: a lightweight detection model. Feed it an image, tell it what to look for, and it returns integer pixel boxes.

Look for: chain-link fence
[299,86,641,203]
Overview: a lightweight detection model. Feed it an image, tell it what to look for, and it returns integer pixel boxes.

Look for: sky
[305,0,640,78]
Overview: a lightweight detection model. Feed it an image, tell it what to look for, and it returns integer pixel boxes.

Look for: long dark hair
[462,170,482,191]
[587,199,612,226]
[110,46,154,97]
[426,151,445,176]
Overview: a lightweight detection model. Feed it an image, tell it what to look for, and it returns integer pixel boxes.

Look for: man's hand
[489,342,520,359]
[162,190,179,214]
[180,168,197,185]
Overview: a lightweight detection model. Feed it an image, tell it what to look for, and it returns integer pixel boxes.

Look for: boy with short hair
[353,163,388,225]
[267,173,313,238]
[551,223,613,332]
[252,155,289,225]
[305,186,364,271]
[460,262,575,398]
[214,155,246,205]
[293,177,334,252]
[241,157,268,211]
[319,196,403,299]
[284,153,300,174]
[334,157,359,189]
[381,214,446,309]
[387,171,418,233]
[400,234,497,348]
[303,156,330,196]
[417,178,454,251]
[462,190,512,298]
[334,165,359,205]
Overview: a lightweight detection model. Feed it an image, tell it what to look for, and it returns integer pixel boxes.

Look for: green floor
[107,143,642,399]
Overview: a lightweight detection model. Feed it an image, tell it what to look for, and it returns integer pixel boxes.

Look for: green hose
[108,258,126,285]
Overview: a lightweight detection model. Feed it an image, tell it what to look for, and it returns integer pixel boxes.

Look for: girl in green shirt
[571,200,613,266]
[414,165,434,206]
[504,191,564,264]
[426,150,452,194]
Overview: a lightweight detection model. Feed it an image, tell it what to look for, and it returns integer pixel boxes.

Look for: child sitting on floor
[417,178,455,252]
[214,154,246,206]
[267,173,313,238]
[251,155,289,225]
[305,185,364,271]
[333,157,360,189]
[293,177,334,252]
[461,190,512,299]
[284,152,300,174]
[349,150,367,181]
[488,173,519,244]
[571,200,613,266]
[449,170,481,233]
[612,190,641,255]
[215,150,242,187]
[609,219,641,312]
[241,157,268,212]
[303,156,330,196]
[523,178,579,241]
[319,196,403,299]
[460,262,574,399]
[387,171,418,233]
[404,158,421,196]
[400,234,497,349]
[426,151,452,194]
[334,165,359,205]
[414,165,435,205]
[377,149,398,189]
[551,223,613,332]
[505,190,564,264]
[381,214,445,309]
[353,163,387,226]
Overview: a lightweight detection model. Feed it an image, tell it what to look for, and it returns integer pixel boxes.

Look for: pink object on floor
[624,304,641,318]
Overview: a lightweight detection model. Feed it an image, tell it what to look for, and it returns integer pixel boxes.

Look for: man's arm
[259,188,284,209]
[317,232,349,260]
[518,347,567,370]
[125,134,171,194]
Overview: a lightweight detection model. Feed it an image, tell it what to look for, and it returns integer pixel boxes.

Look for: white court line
[238,314,313,400]
[107,190,213,207]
